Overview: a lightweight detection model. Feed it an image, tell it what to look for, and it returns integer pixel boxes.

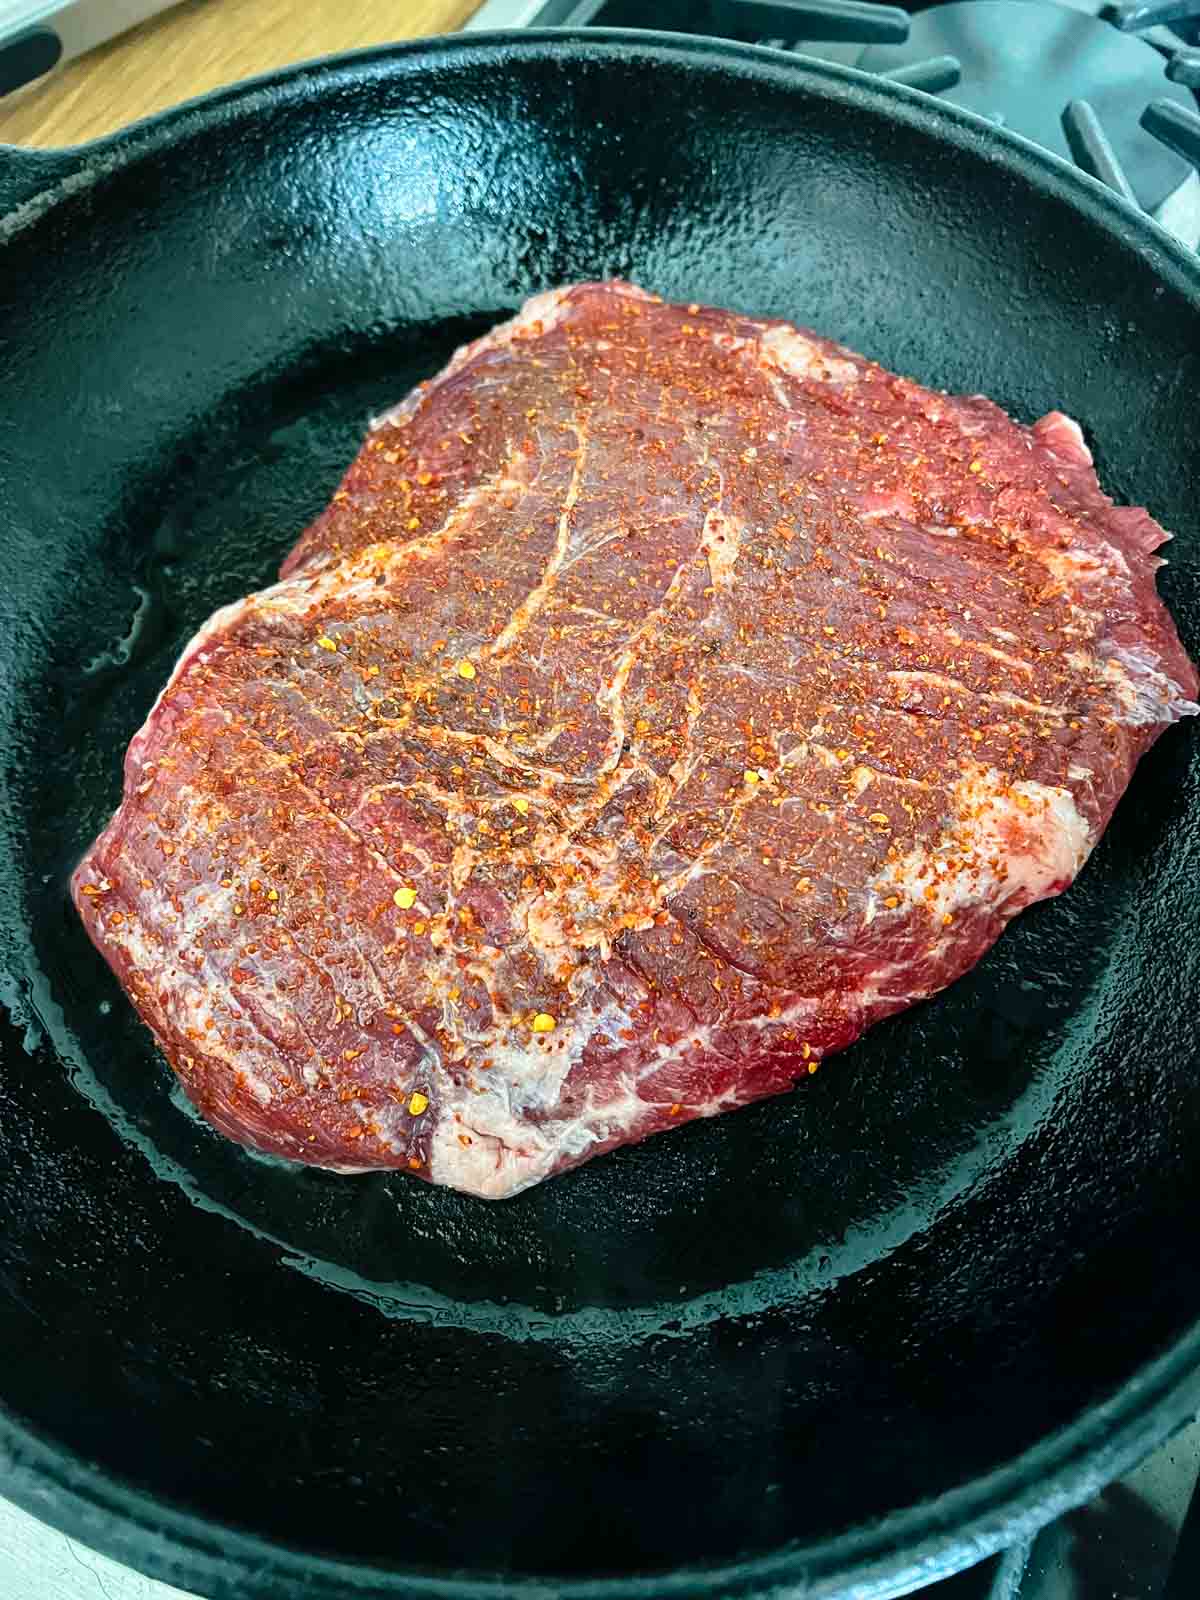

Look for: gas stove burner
[858,0,1193,211]
[471,0,1200,247]
[1114,0,1200,43]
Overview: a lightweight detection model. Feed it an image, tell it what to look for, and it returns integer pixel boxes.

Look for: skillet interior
[1,31,1200,1600]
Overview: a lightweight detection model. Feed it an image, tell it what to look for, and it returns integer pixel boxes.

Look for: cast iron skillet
[1,29,1199,1600]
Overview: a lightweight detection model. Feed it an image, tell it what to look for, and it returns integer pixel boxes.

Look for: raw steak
[73,282,1198,1198]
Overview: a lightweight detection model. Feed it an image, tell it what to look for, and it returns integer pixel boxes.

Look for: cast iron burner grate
[470,0,1200,245]
[461,7,1200,1599]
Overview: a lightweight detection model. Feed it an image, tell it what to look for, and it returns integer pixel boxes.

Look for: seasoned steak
[73,282,1198,1198]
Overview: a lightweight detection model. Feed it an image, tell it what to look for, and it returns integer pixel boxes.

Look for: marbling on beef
[73,282,1198,1197]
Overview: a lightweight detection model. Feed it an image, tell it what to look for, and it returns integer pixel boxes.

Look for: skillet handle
[0,143,89,219]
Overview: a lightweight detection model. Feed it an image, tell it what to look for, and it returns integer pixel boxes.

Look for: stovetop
[937,1419,1200,1598]
[4,4,1199,1598]
[470,0,1200,247]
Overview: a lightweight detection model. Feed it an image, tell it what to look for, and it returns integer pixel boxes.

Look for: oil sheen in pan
[10,348,1134,1348]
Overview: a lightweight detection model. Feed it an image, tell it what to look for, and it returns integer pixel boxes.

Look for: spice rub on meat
[73,281,1198,1197]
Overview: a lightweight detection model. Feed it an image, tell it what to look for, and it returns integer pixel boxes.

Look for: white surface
[0,0,63,32]
[464,0,553,26]
[0,0,183,64]
[0,1493,198,1599]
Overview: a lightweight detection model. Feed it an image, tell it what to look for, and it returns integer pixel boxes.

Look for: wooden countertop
[0,0,480,148]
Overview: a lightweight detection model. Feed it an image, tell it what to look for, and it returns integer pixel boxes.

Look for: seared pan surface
[1,33,1199,1600]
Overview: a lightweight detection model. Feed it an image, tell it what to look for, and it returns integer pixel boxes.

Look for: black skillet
[1,28,1200,1600]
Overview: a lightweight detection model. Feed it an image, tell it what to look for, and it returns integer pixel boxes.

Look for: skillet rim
[2,26,1200,1600]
